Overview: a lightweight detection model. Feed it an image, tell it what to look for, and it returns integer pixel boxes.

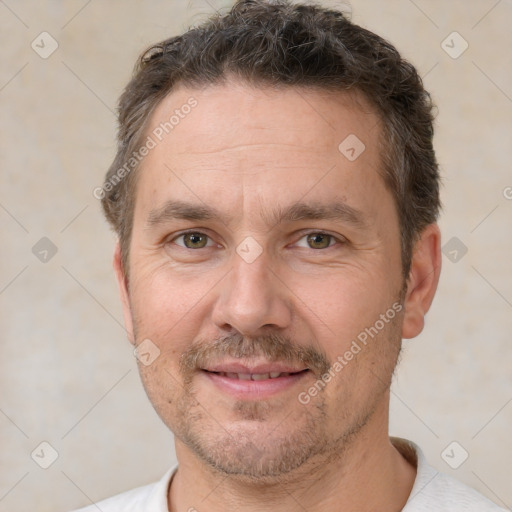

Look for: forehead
[145,80,380,157]
[133,80,391,229]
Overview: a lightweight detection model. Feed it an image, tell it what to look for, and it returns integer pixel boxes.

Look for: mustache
[179,332,331,377]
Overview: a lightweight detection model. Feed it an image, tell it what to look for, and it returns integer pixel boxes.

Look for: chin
[171,396,334,482]
[187,431,324,481]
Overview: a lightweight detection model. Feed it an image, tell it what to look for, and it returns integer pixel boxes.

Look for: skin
[114,80,441,512]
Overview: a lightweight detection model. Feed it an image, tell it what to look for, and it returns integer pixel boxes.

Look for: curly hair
[101,0,441,280]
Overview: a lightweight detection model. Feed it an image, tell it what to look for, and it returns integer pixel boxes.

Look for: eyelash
[170,230,218,249]
[169,230,346,250]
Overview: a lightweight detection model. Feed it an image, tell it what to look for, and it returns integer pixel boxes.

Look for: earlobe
[113,242,136,345]
[401,223,442,340]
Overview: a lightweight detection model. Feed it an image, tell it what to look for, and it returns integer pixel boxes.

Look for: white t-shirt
[70,437,506,511]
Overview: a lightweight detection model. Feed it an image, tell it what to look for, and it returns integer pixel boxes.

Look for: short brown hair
[101,0,441,280]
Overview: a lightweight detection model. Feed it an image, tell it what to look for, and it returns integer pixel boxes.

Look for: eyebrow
[270,201,368,229]
[146,200,215,226]
[145,199,369,230]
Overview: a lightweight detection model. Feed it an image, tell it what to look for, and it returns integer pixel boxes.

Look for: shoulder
[409,470,507,511]
[392,438,507,512]
[68,466,176,512]
[70,482,156,512]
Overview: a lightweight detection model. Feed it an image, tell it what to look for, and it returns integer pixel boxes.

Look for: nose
[211,248,292,336]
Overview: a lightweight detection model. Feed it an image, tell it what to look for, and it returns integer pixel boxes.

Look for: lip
[200,360,310,399]
[203,361,308,374]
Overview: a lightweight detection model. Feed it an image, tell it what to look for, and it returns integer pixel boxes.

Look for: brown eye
[306,233,333,249]
[179,232,209,249]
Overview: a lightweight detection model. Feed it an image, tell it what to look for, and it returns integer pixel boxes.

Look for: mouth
[200,362,310,399]
[206,370,306,380]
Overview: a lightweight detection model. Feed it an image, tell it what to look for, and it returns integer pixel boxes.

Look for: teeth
[251,373,269,381]
[218,371,293,380]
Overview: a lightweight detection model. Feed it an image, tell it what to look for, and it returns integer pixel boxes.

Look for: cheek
[136,355,185,428]
[128,263,217,351]
[293,271,396,360]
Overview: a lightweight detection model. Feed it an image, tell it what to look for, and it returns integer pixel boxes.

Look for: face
[116,81,412,480]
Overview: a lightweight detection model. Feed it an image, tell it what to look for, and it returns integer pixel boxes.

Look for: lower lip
[201,370,310,399]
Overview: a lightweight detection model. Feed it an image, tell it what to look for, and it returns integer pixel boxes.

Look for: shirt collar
[143,465,178,512]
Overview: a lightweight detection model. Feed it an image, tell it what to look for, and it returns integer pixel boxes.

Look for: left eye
[173,232,214,249]
[295,232,339,250]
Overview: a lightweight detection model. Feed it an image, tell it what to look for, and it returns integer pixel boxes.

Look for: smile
[211,371,298,380]
[201,367,310,399]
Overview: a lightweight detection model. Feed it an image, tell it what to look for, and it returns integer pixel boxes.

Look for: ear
[113,241,135,345]
[401,223,442,339]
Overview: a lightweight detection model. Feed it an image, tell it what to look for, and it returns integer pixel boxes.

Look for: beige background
[1,1,511,511]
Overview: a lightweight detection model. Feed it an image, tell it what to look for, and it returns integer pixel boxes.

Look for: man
[75,1,505,510]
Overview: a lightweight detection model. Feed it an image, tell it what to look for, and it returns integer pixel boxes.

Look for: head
[103,0,442,481]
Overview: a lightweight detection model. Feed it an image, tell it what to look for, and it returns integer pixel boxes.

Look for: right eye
[172,231,214,249]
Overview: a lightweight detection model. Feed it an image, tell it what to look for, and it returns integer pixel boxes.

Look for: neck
[168,399,416,512]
